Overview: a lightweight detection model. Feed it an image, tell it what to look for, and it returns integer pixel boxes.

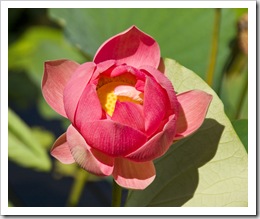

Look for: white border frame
[1,0,256,216]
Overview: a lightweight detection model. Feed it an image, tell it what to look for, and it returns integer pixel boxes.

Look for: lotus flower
[42,26,212,190]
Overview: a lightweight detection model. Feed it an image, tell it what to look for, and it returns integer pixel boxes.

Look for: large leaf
[125,59,248,207]
[49,8,236,90]
[8,108,51,171]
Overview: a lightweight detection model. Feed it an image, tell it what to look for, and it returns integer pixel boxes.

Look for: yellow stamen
[96,75,143,116]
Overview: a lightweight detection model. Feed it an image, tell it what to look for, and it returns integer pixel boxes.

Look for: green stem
[112,180,122,207]
[67,168,89,207]
[206,8,221,87]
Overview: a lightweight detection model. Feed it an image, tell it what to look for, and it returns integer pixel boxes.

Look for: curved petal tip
[42,59,79,118]
[50,132,75,164]
[94,26,160,69]
[174,90,213,140]
[113,158,156,190]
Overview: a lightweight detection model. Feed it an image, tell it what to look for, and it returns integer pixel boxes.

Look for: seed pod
[237,13,248,55]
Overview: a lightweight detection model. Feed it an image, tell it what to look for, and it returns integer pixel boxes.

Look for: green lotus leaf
[126,58,247,207]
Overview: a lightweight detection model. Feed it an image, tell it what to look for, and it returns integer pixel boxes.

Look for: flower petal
[113,158,156,190]
[112,101,144,132]
[109,64,145,80]
[80,120,147,157]
[174,90,213,140]
[74,84,103,127]
[67,125,114,176]
[126,115,177,162]
[42,59,79,117]
[63,62,96,122]
[91,60,117,82]
[140,65,179,116]
[94,26,160,69]
[143,77,168,136]
[135,79,145,92]
[50,132,75,164]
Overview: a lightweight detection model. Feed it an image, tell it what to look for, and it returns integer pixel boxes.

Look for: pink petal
[109,64,145,80]
[126,115,177,162]
[113,158,156,190]
[112,101,144,132]
[50,133,75,164]
[140,65,179,116]
[63,62,96,122]
[74,84,103,127]
[174,90,213,140]
[143,77,168,136]
[96,60,117,73]
[94,26,160,69]
[91,60,117,81]
[79,120,147,157]
[67,125,114,176]
[135,79,145,92]
[42,59,80,117]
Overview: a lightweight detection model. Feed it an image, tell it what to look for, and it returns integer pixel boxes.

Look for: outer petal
[50,133,75,164]
[94,26,160,69]
[140,65,179,116]
[80,120,147,157]
[74,84,103,127]
[42,59,80,117]
[126,115,177,162]
[174,90,213,140]
[112,101,144,132]
[143,77,168,137]
[63,62,96,122]
[67,125,114,176]
[113,158,155,190]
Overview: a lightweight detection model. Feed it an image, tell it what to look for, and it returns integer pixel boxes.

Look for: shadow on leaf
[126,118,224,207]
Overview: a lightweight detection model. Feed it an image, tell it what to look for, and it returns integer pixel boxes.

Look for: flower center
[97,75,143,116]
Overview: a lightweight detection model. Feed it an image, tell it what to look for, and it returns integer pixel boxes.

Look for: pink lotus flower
[42,26,212,190]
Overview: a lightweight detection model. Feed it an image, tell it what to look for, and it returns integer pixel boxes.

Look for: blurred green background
[8,8,248,207]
